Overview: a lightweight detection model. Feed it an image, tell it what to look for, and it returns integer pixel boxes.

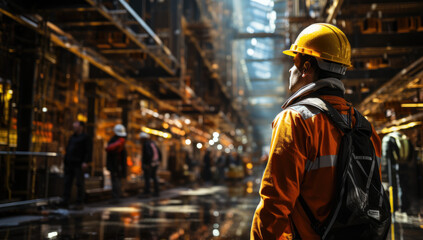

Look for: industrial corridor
[2,0,423,239]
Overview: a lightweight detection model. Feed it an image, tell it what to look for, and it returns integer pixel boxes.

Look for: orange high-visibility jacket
[251,94,382,240]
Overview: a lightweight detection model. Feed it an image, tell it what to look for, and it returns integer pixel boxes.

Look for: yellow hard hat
[283,23,352,68]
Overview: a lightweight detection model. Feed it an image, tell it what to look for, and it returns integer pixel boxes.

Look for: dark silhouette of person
[202,149,212,183]
[106,124,127,203]
[139,132,161,197]
[62,121,92,209]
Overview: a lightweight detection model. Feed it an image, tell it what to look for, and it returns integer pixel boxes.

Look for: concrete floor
[1,170,423,239]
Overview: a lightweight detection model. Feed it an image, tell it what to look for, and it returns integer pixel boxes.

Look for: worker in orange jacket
[250,23,382,240]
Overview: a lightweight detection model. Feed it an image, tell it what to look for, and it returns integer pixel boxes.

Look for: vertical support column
[15,48,37,199]
[170,0,182,62]
[16,54,36,152]
[118,99,131,131]
[84,81,97,142]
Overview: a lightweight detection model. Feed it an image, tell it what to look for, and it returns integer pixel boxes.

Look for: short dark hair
[298,54,345,80]
[78,121,85,128]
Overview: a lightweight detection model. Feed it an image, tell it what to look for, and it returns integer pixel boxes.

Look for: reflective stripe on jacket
[251,94,382,240]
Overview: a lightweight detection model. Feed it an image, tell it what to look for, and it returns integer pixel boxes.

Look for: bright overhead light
[209,140,214,145]
[185,139,191,145]
[379,121,422,134]
[401,103,423,108]
[217,144,223,150]
[196,143,203,149]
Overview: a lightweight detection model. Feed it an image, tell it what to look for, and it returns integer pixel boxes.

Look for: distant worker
[202,149,213,183]
[216,152,226,184]
[251,23,387,239]
[139,132,161,197]
[106,124,127,203]
[382,131,416,214]
[62,121,92,210]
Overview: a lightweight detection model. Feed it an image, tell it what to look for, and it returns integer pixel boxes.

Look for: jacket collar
[281,78,345,109]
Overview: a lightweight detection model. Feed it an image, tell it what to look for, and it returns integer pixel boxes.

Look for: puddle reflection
[0,182,260,239]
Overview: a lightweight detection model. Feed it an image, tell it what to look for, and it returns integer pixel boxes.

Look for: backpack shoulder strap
[291,97,351,133]
[353,108,373,136]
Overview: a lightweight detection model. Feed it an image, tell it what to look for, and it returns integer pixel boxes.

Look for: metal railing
[0,151,61,203]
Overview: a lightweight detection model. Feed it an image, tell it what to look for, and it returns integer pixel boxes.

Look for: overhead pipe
[117,0,175,61]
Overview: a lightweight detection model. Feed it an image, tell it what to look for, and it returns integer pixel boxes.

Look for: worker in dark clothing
[106,124,127,203]
[62,121,92,210]
[139,132,161,197]
[382,131,417,214]
[202,149,213,183]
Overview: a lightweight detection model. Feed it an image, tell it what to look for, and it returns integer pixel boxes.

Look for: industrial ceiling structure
[236,0,423,148]
[1,0,423,153]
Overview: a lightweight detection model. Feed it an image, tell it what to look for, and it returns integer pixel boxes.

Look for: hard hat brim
[283,48,353,68]
[282,50,297,57]
[116,132,127,137]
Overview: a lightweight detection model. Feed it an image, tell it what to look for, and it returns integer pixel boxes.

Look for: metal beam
[250,78,282,82]
[358,56,423,114]
[117,0,171,58]
[245,57,283,62]
[84,0,178,75]
[326,0,344,23]
[346,68,400,80]
[100,49,145,54]
[351,47,416,58]
[0,7,178,112]
[234,32,284,39]
[348,32,423,49]
[340,1,423,18]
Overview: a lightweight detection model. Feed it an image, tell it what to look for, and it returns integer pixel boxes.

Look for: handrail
[0,151,60,157]
[0,151,61,201]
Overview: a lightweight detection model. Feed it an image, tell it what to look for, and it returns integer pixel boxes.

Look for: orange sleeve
[251,109,311,240]
[106,138,125,152]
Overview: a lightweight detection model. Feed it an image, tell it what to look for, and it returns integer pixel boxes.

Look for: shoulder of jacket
[271,105,321,129]
[286,104,323,120]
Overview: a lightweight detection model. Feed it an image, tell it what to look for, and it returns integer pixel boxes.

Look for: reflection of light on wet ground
[47,231,58,238]
[154,205,199,213]
[157,199,183,205]
[102,207,139,213]
[179,186,226,196]
[2,173,423,239]
[0,215,44,227]
[139,218,196,224]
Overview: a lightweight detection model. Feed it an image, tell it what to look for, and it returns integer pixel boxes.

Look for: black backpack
[292,97,391,240]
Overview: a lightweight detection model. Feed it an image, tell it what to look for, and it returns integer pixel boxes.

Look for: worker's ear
[302,61,311,77]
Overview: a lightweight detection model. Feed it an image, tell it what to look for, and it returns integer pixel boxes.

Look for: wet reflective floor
[0,180,261,240]
[1,170,423,239]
